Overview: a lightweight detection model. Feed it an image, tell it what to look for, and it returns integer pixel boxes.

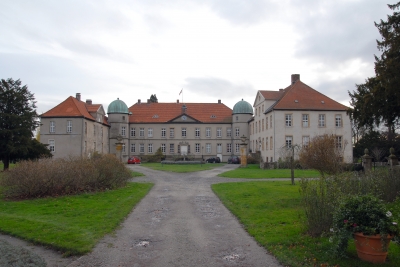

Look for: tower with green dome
[107,98,130,159]
[231,99,253,154]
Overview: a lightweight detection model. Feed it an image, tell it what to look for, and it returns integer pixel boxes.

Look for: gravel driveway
[1,164,283,267]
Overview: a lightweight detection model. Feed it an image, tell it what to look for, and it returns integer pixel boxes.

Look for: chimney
[291,74,300,84]
[218,99,221,104]
[138,99,141,104]
[177,100,179,103]
[279,88,284,92]
[76,93,81,101]
[86,99,92,105]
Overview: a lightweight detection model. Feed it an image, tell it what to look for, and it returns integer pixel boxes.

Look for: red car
[127,156,141,164]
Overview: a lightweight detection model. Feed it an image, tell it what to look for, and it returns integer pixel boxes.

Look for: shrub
[0,154,132,199]
[331,194,399,257]
[299,168,400,236]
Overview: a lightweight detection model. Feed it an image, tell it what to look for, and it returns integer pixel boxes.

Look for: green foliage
[218,164,319,178]
[149,94,158,103]
[348,3,400,141]
[0,182,153,255]
[331,195,399,258]
[213,182,400,267]
[0,154,132,199]
[0,78,39,170]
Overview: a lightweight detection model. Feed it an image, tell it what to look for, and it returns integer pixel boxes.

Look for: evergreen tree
[348,2,400,141]
[149,94,158,103]
[0,78,40,170]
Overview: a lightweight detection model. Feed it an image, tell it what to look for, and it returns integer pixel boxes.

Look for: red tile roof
[41,96,109,125]
[263,80,348,112]
[128,102,232,123]
[260,90,286,100]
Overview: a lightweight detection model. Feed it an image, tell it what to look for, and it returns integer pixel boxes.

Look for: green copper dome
[107,98,129,114]
[233,99,253,114]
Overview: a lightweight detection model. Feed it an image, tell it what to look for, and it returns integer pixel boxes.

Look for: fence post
[362,148,373,171]
[388,147,398,168]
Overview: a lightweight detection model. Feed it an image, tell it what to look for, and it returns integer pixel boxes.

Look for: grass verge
[217,164,320,178]
[0,182,153,256]
[212,181,400,267]
[141,162,225,172]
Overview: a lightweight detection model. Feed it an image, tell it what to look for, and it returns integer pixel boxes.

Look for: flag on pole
[179,89,183,95]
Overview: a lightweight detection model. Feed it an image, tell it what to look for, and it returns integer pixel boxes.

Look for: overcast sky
[0,0,393,114]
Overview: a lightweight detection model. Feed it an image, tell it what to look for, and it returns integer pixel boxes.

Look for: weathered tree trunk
[290,156,295,185]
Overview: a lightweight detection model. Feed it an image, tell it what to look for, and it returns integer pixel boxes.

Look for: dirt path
[1,165,284,267]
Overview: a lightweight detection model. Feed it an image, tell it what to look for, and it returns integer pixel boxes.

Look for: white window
[148,128,153,137]
[235,127,240,137]
[170,143,174,153]
[206,143,211,153]
[131,144,136,153]
[270,115,272,128]
[67,120,72,133]
[148,143,153,153]
[285,114,292,127]
[121,126,126,136]
[285,136,293,148]
[227,143,232,153]
[161,143,166,153]
[319,114,326,127]
[336,115,342,127]
[85,122,87,135]
[50,121,55,133]
[270,136,273,150]
[122,144,126,153]
[93,125,96,136]
[302,136,310,147]
[235,143,240,153]
[195,143,200,153]
[195,128,200,137]
[266,138,268,150]
[217,128,222,137]
[131,127,136,137]
[161,128,166,137]
[139,128,144,137]
[336,136,343,149]
[84,141,87,152]
[266,117,269,130]
[206,127,211,137]
[101,127,103,137]
[170,128,174,138]
[227,128,232,137]
[94,142,96,151]
[302,114,309,127]
[49,139,55,152]
[182,127,186,137]
[139,144,144,153]
[217,143,222,153]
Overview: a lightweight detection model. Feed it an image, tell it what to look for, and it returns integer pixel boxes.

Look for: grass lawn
[212,181,400,267]
[218,164,320,178]
[0,182,153,256]
[141,162,225,172]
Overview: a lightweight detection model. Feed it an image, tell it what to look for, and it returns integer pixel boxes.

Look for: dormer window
[210,115,216,118]
[152,114,159,118]
[321,101,325,104]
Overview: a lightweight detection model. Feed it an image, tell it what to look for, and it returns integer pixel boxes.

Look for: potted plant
[331,194,399,263]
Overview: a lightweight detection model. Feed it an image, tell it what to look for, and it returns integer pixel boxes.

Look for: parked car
[127,156,141,164]
[206,157,221,163]
[228,156,241,164]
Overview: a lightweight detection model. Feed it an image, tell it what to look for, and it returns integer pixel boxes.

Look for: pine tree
[0,78,40,170]
[348,2,400,141]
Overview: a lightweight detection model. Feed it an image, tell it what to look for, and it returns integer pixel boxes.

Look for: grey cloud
[292,0,389,64]
[184,76,256,102]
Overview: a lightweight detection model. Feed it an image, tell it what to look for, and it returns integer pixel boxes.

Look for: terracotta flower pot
[353,232,393,263]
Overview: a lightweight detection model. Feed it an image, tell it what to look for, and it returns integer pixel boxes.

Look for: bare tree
[370,146,385,162]
[299,134,347,177]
